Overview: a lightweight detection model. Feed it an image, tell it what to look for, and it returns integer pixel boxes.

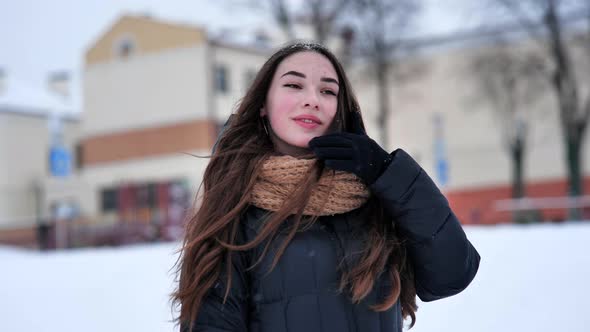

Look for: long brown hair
[172,42,417,329]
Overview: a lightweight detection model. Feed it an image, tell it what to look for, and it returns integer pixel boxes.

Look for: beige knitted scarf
[250,155,370,216]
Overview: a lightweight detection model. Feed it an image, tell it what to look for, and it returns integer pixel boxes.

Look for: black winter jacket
[188,149,480,332]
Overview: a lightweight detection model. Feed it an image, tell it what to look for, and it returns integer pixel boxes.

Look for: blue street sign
[436,158,448,187]
[49,145,71,177]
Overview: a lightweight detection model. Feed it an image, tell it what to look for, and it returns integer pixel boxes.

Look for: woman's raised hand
[309,112,392,185]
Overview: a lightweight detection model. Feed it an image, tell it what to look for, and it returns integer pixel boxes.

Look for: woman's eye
[322,89,337,96]
[284,84,301,89]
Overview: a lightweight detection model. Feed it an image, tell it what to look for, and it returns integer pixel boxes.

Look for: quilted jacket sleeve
[370,149,480,302]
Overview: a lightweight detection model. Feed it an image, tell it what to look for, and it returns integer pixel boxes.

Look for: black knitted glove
[309,113,392,185]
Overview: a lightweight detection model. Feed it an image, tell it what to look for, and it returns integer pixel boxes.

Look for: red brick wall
[445,177,590,224]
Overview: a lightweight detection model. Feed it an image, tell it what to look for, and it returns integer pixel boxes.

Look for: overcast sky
[0,0,479,110]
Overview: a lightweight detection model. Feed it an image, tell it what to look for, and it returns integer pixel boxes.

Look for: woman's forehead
[275,51,337,77]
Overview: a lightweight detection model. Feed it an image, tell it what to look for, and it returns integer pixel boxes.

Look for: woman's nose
[303,90,320,110]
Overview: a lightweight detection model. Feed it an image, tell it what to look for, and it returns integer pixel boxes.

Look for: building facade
[76,15,271,242]
[353,42,590,224]
[2,14,589,248]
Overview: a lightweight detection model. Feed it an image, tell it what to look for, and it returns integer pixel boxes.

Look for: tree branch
[270,0,295,40]
[305,0,352,43]
[496,0,551,51]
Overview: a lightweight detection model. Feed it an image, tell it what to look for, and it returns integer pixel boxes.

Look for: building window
[114,35,136,58]
[101,188,119,212]
[214,65,229,94]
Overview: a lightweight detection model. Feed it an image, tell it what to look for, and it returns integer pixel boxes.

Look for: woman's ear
[260,107,266,117]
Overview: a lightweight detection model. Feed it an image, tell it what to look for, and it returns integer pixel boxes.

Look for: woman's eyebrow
[281,70,305,79]
[321,77,339,85]
[281,70,339,85]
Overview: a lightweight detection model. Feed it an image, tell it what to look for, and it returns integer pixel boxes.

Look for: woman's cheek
[270,115,290,136]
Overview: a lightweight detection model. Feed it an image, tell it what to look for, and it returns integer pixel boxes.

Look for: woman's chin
[271,133,317,156]
[291,140,313,150]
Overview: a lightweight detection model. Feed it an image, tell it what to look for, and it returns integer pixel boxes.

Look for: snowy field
[1,223,590,332]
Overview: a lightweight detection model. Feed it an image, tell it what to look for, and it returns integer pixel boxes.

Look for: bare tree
[488,0,590,219]
[301,0,352,44]
[469,43,547,221]
[269,0,296,41]
[231,0,420,147]
[347,0,422,148]
[238,0,352,43]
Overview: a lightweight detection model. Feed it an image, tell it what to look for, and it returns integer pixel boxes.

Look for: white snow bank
[1,223,589,332]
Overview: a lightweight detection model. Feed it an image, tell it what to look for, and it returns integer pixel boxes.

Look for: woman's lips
[292,115,322,129]
[293,118,321,129]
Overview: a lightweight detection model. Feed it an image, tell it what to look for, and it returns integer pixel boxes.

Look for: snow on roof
[0,76,79,115]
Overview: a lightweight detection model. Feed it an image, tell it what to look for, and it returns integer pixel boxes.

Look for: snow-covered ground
[1,223,589,332]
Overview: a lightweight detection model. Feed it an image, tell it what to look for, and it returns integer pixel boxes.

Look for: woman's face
[262,51,340,156]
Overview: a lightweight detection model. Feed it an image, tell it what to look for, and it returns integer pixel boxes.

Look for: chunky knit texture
[250,155,370,216]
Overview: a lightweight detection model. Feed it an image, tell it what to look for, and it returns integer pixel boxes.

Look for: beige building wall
[210,44,269,123]
[86,15,207,66]
[77,150,210,217]
[28,15,586,227]
[3,15,589,232]
[78,17,274,220]
[354,44,588,191]
[81,28,212,220]
[83,44,210,137]
[0,111,80,228]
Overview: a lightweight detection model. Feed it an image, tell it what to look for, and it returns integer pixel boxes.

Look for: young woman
[173,42,480,332]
